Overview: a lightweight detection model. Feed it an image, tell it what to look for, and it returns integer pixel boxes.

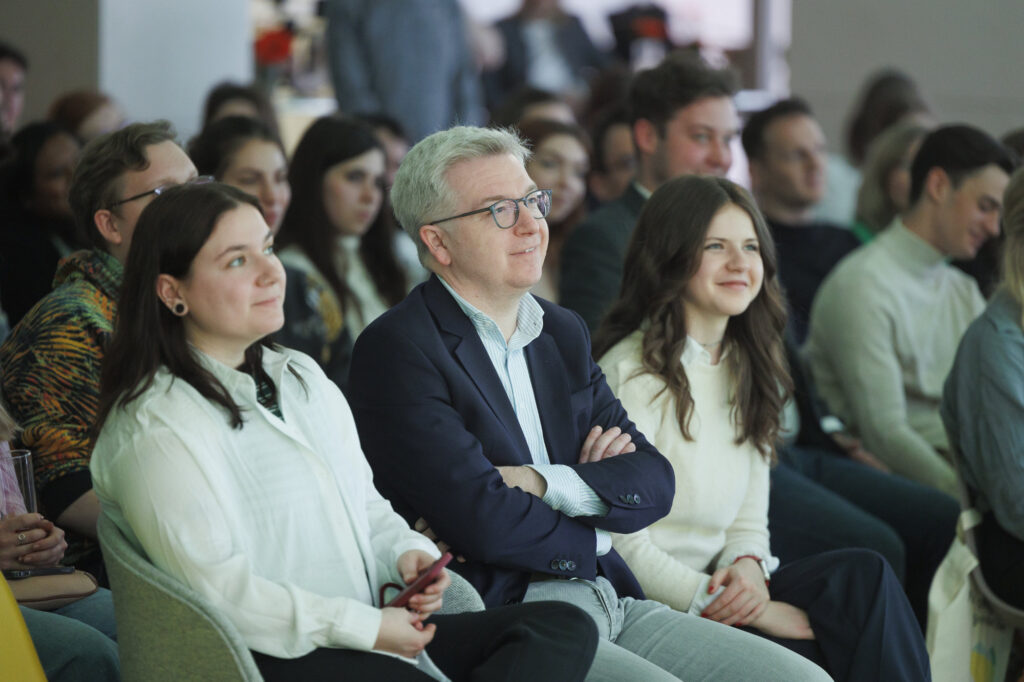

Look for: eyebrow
[215,230,274,260]
[476,183,539,208]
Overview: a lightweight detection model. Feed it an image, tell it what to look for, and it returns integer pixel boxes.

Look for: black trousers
[252,600,598,681]
[748,549,932,682]
[977,512,1024,609]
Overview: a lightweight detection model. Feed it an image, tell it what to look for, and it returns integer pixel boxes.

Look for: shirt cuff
[595,529,611,556]
[688,575,724,615]
[528,464,610,517]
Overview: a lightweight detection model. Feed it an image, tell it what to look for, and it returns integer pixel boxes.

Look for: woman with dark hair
[518,118,590,302]
[188,116,352,388]
[593,175,929,681]
[0,121,84,325]
[89,181,598,681]
[276,116,423,349]
[201,81,280,139]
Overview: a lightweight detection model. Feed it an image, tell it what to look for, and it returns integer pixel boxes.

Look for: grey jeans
[525,577,830,682]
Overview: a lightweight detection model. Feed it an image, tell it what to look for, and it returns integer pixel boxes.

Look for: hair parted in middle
[96,181,296,435]
[593,174,791,460]
[390,125,531,261]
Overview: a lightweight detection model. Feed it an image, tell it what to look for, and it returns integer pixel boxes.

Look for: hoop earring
[173,302,187,316]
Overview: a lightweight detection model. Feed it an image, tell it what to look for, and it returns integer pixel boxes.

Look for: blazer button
[558,559,569,571]
[550,560,560,571]
[634,494,641,504]
[567,561,577,571]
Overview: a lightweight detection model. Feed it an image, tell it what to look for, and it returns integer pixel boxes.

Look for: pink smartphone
[383,552,454,608]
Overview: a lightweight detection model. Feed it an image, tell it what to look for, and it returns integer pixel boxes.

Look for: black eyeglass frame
[108,175,215,209]
[427,189,552,230]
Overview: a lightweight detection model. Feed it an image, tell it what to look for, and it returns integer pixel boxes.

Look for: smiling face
[525,133,588,224]
[322,148,386,236]
[645,95,739,184]
[220,138,291,234]
[932,164,1009,259]
[683,203,764,332]
[427,153,548,309]
[171,203,285,367]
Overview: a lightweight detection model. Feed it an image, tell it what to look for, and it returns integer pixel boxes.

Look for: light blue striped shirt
[438,278,611,553]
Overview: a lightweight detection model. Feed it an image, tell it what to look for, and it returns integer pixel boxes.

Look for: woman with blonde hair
[943,167,1024,608]
[594,174,929,681]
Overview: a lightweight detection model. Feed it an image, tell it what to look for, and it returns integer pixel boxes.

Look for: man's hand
[396,549,451,617]
[750,601,815,640]
[413,518,466,563]
[578,425,636,463]
[702,558,770,626]
[0,514,66,570]
[832,432,890,473]
[496,465,547,497]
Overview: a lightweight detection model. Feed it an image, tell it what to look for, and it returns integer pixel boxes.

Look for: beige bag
[6,570,98,611]
[926,509,1014,682]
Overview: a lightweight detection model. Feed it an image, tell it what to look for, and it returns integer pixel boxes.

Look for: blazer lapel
[424,277,532,460]
[526,332,575,465]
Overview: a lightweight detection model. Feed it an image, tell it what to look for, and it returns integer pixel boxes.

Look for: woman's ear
[155,274,183,313]
[419,224,452,267]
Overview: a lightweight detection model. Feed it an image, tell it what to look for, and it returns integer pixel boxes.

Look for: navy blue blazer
[348,275,674,607]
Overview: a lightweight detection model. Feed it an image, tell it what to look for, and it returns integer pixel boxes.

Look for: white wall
[99,0,252,141]
[789,0,1024,154]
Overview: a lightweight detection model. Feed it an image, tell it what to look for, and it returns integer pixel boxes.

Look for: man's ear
[633,118,660,158]
[155,274,182,312]
[924,167,950,204]
[419,224,452,267]
[747,159,765,193]
[93,209,124,247]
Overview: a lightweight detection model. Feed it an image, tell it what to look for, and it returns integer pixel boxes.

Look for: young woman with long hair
[276,116,424,346]
[593,174,929,681]
[518,118,591,302]
[90,181,598,681]
[188,115,352,390]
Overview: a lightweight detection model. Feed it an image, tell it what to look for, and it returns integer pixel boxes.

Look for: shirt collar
[190,343,293,397]
[437,276,544,351]
[680,335,718,367]
[633,180,653,201]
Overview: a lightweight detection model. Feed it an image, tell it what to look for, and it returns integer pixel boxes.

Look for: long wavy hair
[276,116,406,317]
[593,175,791,459]
[96,182,295,434]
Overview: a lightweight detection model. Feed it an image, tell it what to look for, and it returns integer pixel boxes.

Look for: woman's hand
[396,549,451,617]
[0,513,67,570]
[373,606,437,658]
[702,558,770,626]
[750,601,815,640]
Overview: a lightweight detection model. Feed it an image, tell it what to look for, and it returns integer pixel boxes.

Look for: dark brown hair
[518,118,592,239]
[96,182,294,433]
[593,175,791,459]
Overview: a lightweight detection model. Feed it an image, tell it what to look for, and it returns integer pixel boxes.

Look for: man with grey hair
[348,126,828,681]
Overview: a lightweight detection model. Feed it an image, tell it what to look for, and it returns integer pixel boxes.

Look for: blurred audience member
[1002,127,1024,159]
[48,91,124,143]
[852,121,931,242]
[189,115,355,391]
[0,122,84,326]
[489,86,575,129]
[201,81,280,138]
[482,0,607,112]
[277,117,423,387]
[943,167,1024,609]
[815,69,933,225]
[325,0,483,142]
[587,103,635,205]
[520,118,591,302]
[0,42,27,141]
[354,112,409,188]
[742,98,861,345]
[560,52,739,331]
[0,121,198,582]
[806,125,1015,496]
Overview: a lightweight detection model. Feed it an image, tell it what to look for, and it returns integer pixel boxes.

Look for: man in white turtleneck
[806,124,1016,496]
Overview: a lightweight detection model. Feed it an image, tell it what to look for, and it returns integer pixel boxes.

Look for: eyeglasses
[429,189,552,230]
[108,175,214,209]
